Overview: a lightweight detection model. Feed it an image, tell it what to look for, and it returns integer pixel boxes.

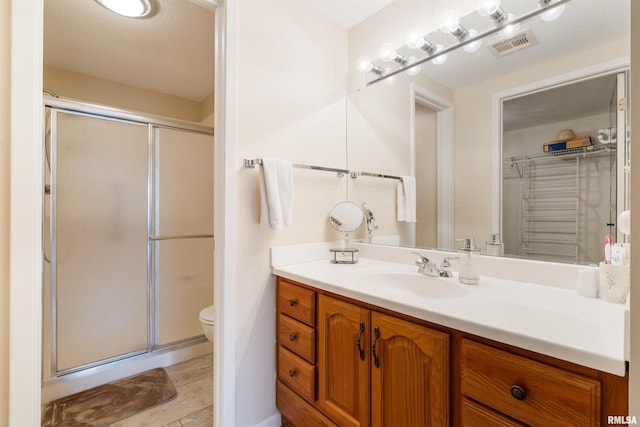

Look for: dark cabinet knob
[288,369,296,378]
[288,299,297,307]
[510,384,527,400]
[288,333,297,342]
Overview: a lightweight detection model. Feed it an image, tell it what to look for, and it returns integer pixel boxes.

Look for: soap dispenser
[485,233,504,257]
[457,237,480,285]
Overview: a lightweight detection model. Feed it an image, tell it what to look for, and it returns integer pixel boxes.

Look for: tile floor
[107,353,213,427]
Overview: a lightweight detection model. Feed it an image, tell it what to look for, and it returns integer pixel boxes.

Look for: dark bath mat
[41,367,177,427]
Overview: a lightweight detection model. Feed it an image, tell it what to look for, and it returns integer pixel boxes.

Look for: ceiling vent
[489,29,538,57]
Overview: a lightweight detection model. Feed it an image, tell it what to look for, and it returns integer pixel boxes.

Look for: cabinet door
[370,312,449,427]
[317,295,370,427]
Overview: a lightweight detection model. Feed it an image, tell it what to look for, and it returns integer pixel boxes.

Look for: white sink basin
[354,271,469,299]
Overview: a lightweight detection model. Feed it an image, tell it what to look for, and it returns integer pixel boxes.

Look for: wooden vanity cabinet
[316,294,449,427]
[275,276,628,427]
[276,278,449,427]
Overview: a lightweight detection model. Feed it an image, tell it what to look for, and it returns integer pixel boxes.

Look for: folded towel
[259,158,294,229]
[397,176,416,222]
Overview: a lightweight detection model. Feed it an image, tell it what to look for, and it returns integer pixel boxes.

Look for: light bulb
[406,57,421,76]
[463,29,482,53]
[497,13,520,38]
[541,4,565,21]
[440,10,461,34]
[356,56,373,73]
[431,45,447,65]
[406,28,424,50]
[478,0,508,24]
[384,68,396,85]
[379,43,396,62]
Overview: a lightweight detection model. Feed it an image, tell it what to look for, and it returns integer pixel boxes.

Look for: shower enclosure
[43,98,214,378]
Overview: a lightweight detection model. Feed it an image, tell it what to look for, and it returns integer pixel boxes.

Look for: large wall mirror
[346,0,630,265]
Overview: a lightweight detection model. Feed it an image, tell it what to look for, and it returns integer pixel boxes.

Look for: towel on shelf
[397,176,416,222]
[259,158,294,229]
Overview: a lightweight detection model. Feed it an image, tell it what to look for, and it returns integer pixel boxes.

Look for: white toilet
[199,305,215,342]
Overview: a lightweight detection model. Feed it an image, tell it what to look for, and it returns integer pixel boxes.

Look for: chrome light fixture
[478,0,509,25]
[478,0,520,38]
[406,28,438,55]
[379,43,410,66]
[538,0,566,21]
[356,56,385,76]
[440,10,482,53]
[95,0,152,18]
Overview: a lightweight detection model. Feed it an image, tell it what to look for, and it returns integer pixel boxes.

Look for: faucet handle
[439,256,459,268]
[411,251,430,271]
[411,251,430,262]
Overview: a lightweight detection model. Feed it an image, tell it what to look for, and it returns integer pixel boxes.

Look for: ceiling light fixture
[356,56,385,76]
[95,0,152,18]
[440,10,482,53]
[406,29,438,55]
[379,43,410,66]
[478,0,520,38]
[538,0,566,21]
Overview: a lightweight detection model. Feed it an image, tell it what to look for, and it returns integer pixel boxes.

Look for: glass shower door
[152,127,214,346]
[53,111,149,373]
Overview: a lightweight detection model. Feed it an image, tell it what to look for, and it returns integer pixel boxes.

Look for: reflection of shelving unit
[505,145,614,263]
[521,158,579,262]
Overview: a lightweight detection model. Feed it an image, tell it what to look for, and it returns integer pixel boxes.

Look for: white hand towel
[397,176,416,222]
[259,158,294,229]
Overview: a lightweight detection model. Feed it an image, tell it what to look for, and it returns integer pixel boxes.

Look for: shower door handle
[149,234,214,241]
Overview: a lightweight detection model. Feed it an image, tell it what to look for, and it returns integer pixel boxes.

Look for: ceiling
[44,0,628,129]
[44,0,215,102]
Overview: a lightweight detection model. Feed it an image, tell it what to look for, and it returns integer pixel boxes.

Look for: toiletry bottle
[457,237,480,285]
[485,233,504,257]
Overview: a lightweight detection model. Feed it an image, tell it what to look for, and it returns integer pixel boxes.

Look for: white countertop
[272,251,628,377]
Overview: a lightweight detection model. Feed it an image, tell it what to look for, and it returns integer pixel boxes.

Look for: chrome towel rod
[149,234,214,241]
[243,158,349,176]
[350,171,402,181]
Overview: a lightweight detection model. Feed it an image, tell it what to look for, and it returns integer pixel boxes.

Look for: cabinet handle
[356,322,366,361]
[288,333,297,342]
[288,299,297,307]
[510,385,527,400]
[288,369,296,378]
[372,327,381,368]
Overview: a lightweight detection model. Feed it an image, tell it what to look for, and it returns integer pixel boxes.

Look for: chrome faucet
[412,252,457,278]
[362,203,378,243]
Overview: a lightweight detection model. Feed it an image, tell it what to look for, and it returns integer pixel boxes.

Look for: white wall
[234,1,348,425]
[629,0,639,417]
[0,0,10,425]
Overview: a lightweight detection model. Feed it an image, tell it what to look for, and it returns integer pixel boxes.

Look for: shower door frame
[44,97,214,377]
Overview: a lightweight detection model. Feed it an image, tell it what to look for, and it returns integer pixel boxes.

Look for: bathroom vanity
[272,243,629,427]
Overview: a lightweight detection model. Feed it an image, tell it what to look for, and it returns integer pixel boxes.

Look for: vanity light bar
[366,0,572,86]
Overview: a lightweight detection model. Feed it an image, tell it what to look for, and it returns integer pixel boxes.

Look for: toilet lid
[199,305,215,324]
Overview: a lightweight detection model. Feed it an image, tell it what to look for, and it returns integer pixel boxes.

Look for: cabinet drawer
[461,339,601,427]
[278,279,316,326]
[461,398,525,426]
[279,347,316,402]
[277,380,337,427]
[278,313,316,363]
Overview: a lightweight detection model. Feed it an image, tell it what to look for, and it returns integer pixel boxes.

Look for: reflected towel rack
[243,158,348,176]
[150,234,214,241]
[350,171,402,181]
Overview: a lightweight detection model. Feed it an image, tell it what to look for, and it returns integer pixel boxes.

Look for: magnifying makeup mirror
[328,201,363,264]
